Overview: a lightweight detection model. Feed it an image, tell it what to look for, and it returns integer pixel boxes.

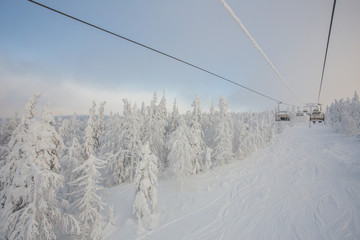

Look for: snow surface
[103,123,360,240]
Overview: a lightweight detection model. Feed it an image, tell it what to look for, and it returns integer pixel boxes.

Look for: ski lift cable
[220,0,304,106]
[317,0,337,104]
[28,0,294,107]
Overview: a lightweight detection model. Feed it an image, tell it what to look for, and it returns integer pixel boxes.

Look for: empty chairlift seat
[275,111,291,121]
[310,109,325,123]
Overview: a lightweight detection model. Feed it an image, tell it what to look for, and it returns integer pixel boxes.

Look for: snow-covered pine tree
[0,113,19,147]
[70,102,106,240]
[119,100,142,182]
[327,99,341,131]
[0,94,40,205]
[147,93,167,173]
[1,99,79,239]
[350,91,360,135]
[0,113,19,168]
[95,101,106,154]
[210,100,216,124]
[158,92,168,123]
[58,118,71,148]
[140,102,147,142]
[203,100,216,150]
[212,96,234,166]
[150,92,158,117]
[326,93,360,136]
[168,98,179,135]
[100,112,124,186]
[189,95,206,174]
[133,142,158,233]
[69,113,82,145]
[233,114,246,160]
[167,117,193,190]
[60,137,83,201]
[71,154,105,239]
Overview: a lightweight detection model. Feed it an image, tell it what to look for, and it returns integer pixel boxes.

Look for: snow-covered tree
[58,118,70,148]
[119,100,142,182]
[0,113,19,147]
[1,98,79,239]
[70,103,106,240]
[350,91,360,135]
[95,101,106,154]
[212,96,234,166]
[60,137,83,201]
[158,92,168,123]
[326,96,359,136]
[84,101,98,159]
[0,113,19,168]
[147,93,167,173]
[140,102,147,142]
[203,100,217,149]
[189,95,206,174]
[100,112,124,186]
[168,99,179,135]
[0,94,41,205]
[70,154,105,239]
[68,113,82,145]
[133,142,158,233]
[167,117,193,190]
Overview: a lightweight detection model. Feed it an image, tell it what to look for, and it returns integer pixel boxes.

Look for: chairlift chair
[275,111,290,121]
[310,108,325,123]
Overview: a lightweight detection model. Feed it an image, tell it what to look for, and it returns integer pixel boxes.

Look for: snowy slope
[103,123,360,240]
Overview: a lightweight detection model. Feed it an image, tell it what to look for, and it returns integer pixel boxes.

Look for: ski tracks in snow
[185,124,359,240]
[107,124,360,240]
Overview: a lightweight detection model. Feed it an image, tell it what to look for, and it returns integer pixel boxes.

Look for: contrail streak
[220,0,303,104]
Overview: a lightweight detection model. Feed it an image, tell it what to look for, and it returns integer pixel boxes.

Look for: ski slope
[103,123,360,240]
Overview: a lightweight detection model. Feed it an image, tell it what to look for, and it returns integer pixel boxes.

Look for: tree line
[0,92,284,239]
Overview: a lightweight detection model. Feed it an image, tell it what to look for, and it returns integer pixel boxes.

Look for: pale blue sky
[0,0,359,117]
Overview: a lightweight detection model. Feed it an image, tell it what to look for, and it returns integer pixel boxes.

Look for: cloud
[0,67,197,118]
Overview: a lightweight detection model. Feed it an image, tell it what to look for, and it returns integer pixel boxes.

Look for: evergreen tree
[71,102,106,240]
[68,113,82,145]
[140,102,147,142]
[189,95,206,174]
[168,99,179,135]
[203,100,216,149]
[148,93,167,173]
[119,100,142,182]
[212,96,234,166]
[95,101,106,154]
[0,113,19,168]
[133,143,158,233]
[167,117,193,190]
[158,92,168,123]
[350,91,360,135]
[100,112,124,186]
[0,94,41,205]
[1,98,79,239]
[58,118,70,148]
[60,137,83,201]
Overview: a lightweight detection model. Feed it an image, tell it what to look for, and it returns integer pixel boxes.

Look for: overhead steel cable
[220,0,304,105]
[28,0,293,107]
[318,0,337,104]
